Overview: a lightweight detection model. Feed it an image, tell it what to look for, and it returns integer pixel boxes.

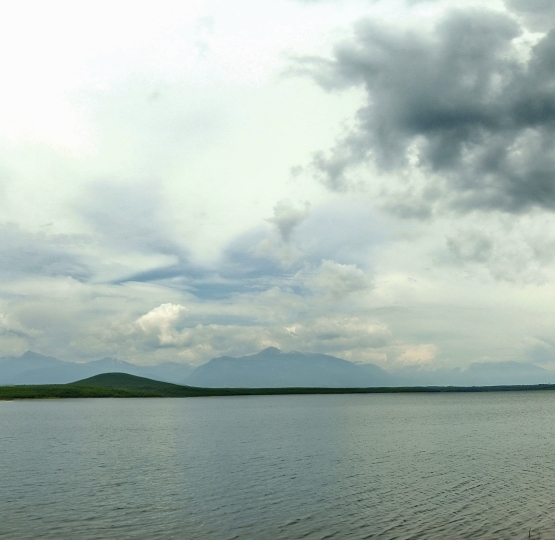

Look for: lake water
[2,393,555,539]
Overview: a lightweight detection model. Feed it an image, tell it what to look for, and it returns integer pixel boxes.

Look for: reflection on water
[2,392,555,539]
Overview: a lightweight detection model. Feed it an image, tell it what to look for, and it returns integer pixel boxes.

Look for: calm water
[2,393,555,539]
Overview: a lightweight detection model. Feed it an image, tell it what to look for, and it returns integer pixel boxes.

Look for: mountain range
[0,351,194,386]
[187,347,397,387]
[2,348,555,388]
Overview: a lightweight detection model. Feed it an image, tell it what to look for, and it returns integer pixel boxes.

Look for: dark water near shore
[2,393,555,539]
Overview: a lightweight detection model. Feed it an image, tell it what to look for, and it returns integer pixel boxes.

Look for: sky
[3,0,555,370]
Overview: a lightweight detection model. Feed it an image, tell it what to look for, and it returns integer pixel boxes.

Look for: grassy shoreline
[3,372,555,400]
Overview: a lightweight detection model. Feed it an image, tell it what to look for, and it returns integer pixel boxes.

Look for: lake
[2,392,555,539]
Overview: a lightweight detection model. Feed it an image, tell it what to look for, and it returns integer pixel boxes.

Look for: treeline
[3,372,555,400]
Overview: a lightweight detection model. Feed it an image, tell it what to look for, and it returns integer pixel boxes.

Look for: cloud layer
[2,0,555,374]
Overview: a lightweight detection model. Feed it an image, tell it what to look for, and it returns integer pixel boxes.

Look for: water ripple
[2,393,555,539]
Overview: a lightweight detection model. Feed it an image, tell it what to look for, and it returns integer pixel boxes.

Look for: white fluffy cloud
[136,303,189,345]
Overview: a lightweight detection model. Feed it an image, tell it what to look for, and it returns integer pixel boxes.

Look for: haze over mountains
[2,348,555,388]
[0,351,194,386]
[187,347,397,388]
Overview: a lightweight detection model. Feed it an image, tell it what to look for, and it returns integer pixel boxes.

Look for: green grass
[2,372,555,400]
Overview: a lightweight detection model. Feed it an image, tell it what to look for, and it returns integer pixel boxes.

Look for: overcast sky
[3,0,555,369]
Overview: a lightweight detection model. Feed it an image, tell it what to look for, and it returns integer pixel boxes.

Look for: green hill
[0,372,231,399]
[0,372,397,399]
[73,372,208,395]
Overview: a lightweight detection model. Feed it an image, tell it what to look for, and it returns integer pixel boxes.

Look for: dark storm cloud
[506,0,555,31]
[0,224,91,281]
[298,8,555,214]
[508,0,554,12]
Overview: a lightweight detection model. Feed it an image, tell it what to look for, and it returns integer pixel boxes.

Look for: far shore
[3,372,555,400]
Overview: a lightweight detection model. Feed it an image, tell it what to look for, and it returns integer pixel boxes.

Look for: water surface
[2,392,555,539]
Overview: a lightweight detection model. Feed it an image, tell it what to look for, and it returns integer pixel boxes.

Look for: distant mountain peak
[187,348,398,388]
[257,346,281,356]
[94,357,122,364]
[21,350,42,358]
[20,350,58,361]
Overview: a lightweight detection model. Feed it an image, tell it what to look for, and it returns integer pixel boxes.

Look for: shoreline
[3,372,555,400]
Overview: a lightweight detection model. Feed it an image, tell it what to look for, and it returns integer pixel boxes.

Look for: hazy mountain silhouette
[185,347,398,388]
[394,361,555,386]
[0,351,193,385]
[2,349,555,388]
[185,348,555,388]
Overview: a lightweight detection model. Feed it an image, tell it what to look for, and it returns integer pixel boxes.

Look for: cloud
[0,313,37,356]
[0,223,91,281]
[80,179,184,258]
[100,300,392,365]
[506,0,555,31]
[439,213,555,283]
[8,0,555,374]
[266,199,311,242]
[136,303,188,346]
[77,179,210,288]
[396,343,438,366]
[298,7,555,215]
[526,336,555,364]
[251,200,309,267]
[304,259,370,298]
[294,199,386,266]
[215,199,382,296]
[285,315,390,353]
[446,230,494,264]
[0,312,40,338]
